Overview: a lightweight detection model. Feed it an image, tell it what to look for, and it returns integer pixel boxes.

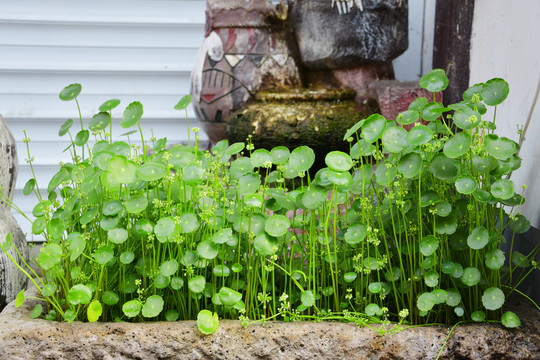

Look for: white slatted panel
[0,0,428,241]
[0,0,207,240]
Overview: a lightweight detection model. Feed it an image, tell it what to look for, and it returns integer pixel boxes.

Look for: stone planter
[0,289,539,359]
[226,88,376,168]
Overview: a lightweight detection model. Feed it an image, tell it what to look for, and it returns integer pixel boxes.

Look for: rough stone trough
[0,289,539,360]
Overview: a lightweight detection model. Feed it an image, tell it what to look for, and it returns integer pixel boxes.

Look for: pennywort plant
[0,69,537,332]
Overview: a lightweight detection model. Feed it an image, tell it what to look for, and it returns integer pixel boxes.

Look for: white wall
[0,0,429,241]
[469,0,540,227]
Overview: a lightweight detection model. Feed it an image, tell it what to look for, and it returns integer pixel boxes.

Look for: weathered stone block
[1,289,539,359]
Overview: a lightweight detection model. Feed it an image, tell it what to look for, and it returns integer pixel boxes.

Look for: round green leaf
[435,215,457,235]
[396,110,420,125]
[108,155,137,184]
[453,108,481,130]
[160,259,179,277]
[501,311,521,328]
[58,118,73,136]
[481,78,509,106]
[435,201,452,217]
[368,282,382,293]
[237,173,260,196]
[225,142,245,156]
[365,303,381,317]
[467,226,489,250]
[432,289,447,304]
[137,163,167,182]
[59,83,82,101]
[288,146,315,173]
[188,275,206,293]
[126,195,148,214]
[491,179,515,200]
[119,251,135,264]
[74,130,89,146]
[29,304,43,319]
[37,243,62,271]
[375,160,397,186]
[271,146,290,165]
[174,94,192,110]
[108,228,128,244]
[122,300,142,318]
[471,310,486,322]
[406,125,433,146]
[68,232,86,261]
[218,286,242,306]
[265,214,290,237]
[382,126,409,153]
[87,300,102,322]
[102,291,119,306]
[421,102,445,122]
[48,168,69,193]
[67,284,92,305]
[142,295,164,318]
[482,287,505,310]
[461,267,481,286]
[473,189,493,203]
[398,152,422,178]
[419,69,449,92]
[344,272,357,282]
[446,288,462,307]
[343,119,364,140]
[32,217,46,235]
[171,277,184,290]
[485,249,505,270]
[121,101,144,128]
[178,212,199,233]
[211,228,234,244]
[417,292,436,312]
[455,174,477,194]
[344,223,368,245]
[301,186,328,209]
[409,97,429,111]
[301,290,315,307]
[484,134,517,160]
[89,112,111,132]
[197,241,219,259]
[326,169,353,187]
[444,132,472,158]
[99,99,120,112]
[430,154,458,181]
[420,235,439,256]
[250,149,272,168]
[254,233,278,256]
[94,245,114,264]
[463,83,484,101]
[197,310,219,335]
[361,114,387,143]
[213,265,230,277]
[325,151,353,172]
[424,270,439,287]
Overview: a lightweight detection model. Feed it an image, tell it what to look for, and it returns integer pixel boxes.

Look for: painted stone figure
[191,0,301,144]
[0,114,29,311]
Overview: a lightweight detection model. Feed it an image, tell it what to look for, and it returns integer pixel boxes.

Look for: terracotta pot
[191,0,301,144]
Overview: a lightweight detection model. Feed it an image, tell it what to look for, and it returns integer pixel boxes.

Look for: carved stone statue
[191,0,409,151]
[0,114,29,311]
